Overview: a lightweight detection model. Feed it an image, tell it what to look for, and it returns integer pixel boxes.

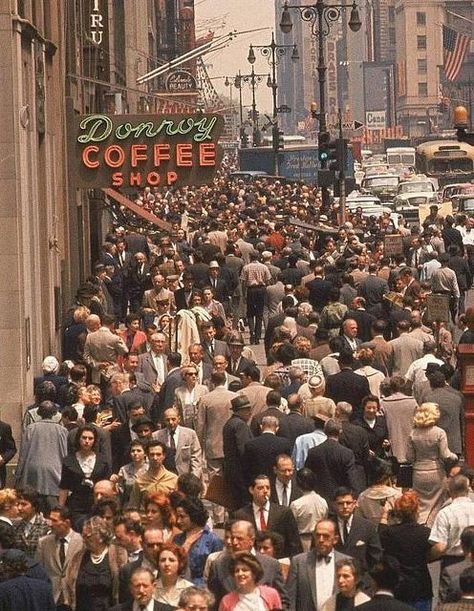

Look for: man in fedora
[227,333,254,377]
[223,395,253,509]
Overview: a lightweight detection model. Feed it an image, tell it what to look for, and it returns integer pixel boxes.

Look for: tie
[169,430,176,450]
[317,553,331,564]
[343,520,349,544]
[59,537,66,567]
[281,483,289,507]
[210,341,214,356]
[259,508,267,531]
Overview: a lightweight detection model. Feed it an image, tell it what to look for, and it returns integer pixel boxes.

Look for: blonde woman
[406,402,457,526]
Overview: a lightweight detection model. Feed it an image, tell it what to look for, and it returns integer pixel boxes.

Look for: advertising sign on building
[70,113,224,189]
[165,70,197,94]
[366,110,386,130]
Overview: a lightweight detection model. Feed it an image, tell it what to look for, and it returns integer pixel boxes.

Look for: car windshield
[461,198,474,210]
[398,182,435,194]
[363,177,399,188]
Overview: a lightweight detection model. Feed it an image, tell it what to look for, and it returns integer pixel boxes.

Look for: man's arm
[189,431,203,479]
[0,424,16,464]
[428,541,448,562]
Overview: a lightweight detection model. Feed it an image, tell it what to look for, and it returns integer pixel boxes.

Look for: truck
[238,144,354,184]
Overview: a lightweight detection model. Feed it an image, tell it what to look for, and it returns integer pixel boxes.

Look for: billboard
[70,113,224,189]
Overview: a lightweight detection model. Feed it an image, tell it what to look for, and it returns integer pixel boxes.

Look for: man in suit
[388,320,424,377]
[242,416,293,484]
[112,566,174,611]
[136,332,168,390]
[208,519,289,608]
[439,566,474,611]
[270,454,303,507]
[232,474,302,558]
[344,298,377,343]
[333,487,382,573]
[195,371,237,524]
[223,396,253,510]
[114,517,144,564]
[264,296,295,360]
[287,518,352,611]
[207,260,230,304]
[363,320,392,377]
[305,419,359,503]
[227,334,254,377]
[284,393,315,448]
[239,365,272,421]
[35,505,83,608]
[249,391,291,439]
[306,266,333,312]
[114,239,133,321]
[357,556,415,611]
[173,272,195,311]
[336,402,371,494]
[187,343,212,386]
[128,252,152,313]
[340,318,362,354]
[155,407,202,478]
[325,351,370,420]
[0,419,16,489]
[151,352,182,422]
[440,526,474,603]
[83,314,128,385]
[359,264,389,311]
[200,322,230,365]
[124,231,150,256]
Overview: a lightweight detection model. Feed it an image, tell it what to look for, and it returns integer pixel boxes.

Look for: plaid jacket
[13,513,50,557]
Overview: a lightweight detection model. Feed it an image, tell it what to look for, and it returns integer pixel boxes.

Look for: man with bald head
[137,332,168,390]
[208,520,289,608]
[83,314,128,384]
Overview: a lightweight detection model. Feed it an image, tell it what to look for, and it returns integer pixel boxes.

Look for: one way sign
[342,120,364,130]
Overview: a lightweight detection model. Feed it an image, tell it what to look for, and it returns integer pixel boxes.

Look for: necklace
[90,548,108,564]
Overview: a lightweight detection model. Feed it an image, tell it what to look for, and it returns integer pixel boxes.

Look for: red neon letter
[167,171,178,185]
[112,172,123,187]
[199,143,216,166]
[82,145,99,168]
[131,144,148,167]
[177,143,193,167]
[129,172,142,186]
[153,144,171,166]
[147,171,161,186]
[104,145,125,168]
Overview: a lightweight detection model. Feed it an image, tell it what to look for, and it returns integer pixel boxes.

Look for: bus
[386,146,416,167]
[415,140,474,187]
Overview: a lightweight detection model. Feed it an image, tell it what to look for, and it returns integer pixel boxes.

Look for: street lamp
[234,68,269,148]
[247,32,299,175]
[280,0,361,207]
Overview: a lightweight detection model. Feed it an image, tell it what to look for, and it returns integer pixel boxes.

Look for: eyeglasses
[184,372,197,377]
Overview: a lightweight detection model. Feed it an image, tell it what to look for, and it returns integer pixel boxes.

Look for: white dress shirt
[337,514,354,544]
[275,478,292,506]
[253,501,270,530]
[315,551,335,609]
[151,352,165,384]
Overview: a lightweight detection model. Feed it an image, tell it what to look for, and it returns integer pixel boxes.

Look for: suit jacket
[128,262,152,298]
[305,439,359,502]
[353,416,389,458]
[137,351,168,387]
[363,336,392,376]
[334,514,382,572]
[270,475,303,506]
[152,367,183,422]
[388,334,424,377]
[174,383,209,429]
[339,422,371,494]
[195,386,237,460]
[325,369,370,420]
[84,327,128,384]
[264,312,286,358]
[154,425,202,478]
[440,558,472,603]
[232,502,302,558]
[250,407,291,439]
[174,286,193,311]
[242,432,293,484]
[344,310,377,343]
[227,355,254,377]
[359,275,389,310]
[287,549,351,611]
[357,594,416,611]
[240,383,272,421]
[208,550,289,608]
[306,277,333,312]
[283,412,315,448]
[0,421,16,487]
[223,414,253,507]
[201,338,231,365]
[35,530,83,604]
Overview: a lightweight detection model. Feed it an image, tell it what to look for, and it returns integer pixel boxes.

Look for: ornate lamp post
[248,32,299,174]
[234,68,269,147]
[280,0,361,205]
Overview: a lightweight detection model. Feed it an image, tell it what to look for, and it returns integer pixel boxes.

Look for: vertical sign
[326,38,338,125]
[90,0,104,45]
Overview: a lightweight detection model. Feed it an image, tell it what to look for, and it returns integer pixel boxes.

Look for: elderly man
[155,407,203,478]
[137,332,168,390]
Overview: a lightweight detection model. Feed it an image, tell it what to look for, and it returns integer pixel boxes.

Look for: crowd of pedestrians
[2,166,474,610]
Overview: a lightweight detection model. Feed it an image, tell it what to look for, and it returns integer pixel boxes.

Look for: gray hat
[231,396,252,412]
[42,356,59,374]
[209,260,220,268]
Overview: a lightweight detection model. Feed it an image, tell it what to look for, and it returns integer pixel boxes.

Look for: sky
[194,0,277,114]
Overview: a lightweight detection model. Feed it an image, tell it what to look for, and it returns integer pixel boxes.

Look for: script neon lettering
[77,115,113,143]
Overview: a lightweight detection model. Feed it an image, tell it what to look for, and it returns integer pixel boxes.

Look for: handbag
[204,474,238,510]
[396,463,413,489]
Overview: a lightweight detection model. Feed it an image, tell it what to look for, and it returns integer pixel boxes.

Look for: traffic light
[328,138,347,172]
[318,131,331,164]
[278,129,284,150]
[454,105,474,145]
[240,127,249,148]
[310,101,318,119]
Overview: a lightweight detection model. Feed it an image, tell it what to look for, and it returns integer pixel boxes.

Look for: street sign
[328,120,364,131]
[278,105,292,113]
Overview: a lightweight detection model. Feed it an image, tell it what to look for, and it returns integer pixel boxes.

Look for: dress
[406,425,457,526]
[173,525,224,586]
[76,553,113,611]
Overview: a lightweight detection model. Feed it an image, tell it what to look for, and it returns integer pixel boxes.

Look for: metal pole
[251,67,259,146]
[238,71,243,125]
[271,34,280,175]
[338,107,346,223]
[317,0,329,208]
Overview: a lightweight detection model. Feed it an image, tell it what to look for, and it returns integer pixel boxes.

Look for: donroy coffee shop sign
[71,113,224,189]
